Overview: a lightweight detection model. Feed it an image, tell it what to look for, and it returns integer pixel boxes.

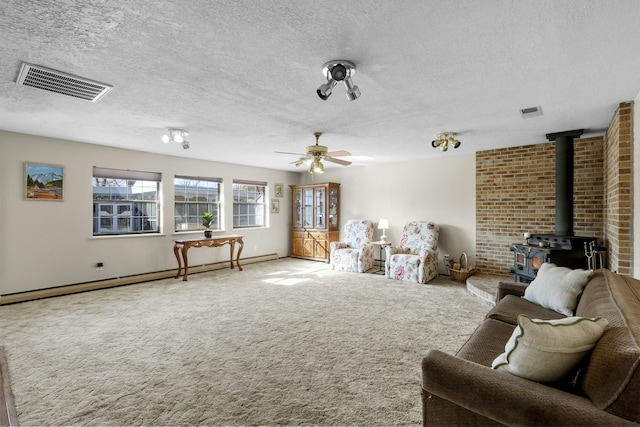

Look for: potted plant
[202,212,214,238]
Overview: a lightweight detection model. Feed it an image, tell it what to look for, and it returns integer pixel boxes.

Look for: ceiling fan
[276,132,352,174]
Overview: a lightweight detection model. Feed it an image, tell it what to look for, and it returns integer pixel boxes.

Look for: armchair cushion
[330,219,374,273]
[387,253,421,281]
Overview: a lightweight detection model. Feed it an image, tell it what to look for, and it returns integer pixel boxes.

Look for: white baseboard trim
[0,253,279,305]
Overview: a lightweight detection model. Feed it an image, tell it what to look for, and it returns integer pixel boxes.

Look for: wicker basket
[448,252,476,283]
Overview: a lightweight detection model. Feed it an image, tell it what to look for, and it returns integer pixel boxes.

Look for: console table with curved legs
[173,235,244,281]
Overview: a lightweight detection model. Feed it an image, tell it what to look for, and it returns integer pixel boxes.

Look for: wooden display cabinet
[290,182,340,262]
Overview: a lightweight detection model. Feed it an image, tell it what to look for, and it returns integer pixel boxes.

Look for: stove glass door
[531,254,544,269]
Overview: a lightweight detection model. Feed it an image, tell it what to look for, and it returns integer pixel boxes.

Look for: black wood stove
[508,129,602,283]
[510,234,596,283]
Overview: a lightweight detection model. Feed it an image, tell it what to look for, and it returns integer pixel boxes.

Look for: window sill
[172,230,219,237]
[90,233,165,240]
[232,226,269,231]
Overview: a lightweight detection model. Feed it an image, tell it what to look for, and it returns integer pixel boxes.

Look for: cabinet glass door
[303,188,313,227]
[293,188,302,228]
[315,187,325,229]
[329,187,338,229]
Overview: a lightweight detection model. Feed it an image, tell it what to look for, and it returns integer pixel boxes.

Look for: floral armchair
[385,221,439,283]
[330,219,375,273]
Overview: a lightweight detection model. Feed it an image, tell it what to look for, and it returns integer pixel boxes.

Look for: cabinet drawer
[292,230,327,240]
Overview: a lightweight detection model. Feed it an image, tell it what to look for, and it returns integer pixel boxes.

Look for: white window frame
[92,167,161,236]
[174,175,222,232]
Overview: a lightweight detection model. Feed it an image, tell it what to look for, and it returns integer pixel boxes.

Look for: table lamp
[378,218,389,243]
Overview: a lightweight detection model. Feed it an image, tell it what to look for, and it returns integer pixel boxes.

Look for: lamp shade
[378,218,389,230]
[311,158,324,173]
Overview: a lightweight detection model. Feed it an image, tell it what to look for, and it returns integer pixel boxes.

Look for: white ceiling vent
[16,62,113,102]
[520,105,543,119]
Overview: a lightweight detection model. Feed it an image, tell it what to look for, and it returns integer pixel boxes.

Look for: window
[92,167,161,235]
[233,180,266,228]
[174,176,221,232]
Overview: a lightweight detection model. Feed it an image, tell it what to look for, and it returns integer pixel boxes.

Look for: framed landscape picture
[24,162,64,201]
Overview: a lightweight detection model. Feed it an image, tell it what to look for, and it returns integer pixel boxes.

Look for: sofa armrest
[422,349,636,426]
[496,281,528,301]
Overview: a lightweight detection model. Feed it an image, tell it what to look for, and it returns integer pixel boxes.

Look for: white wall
[0,130,298,295]
[0,129,477,295]
[300,153,477,274]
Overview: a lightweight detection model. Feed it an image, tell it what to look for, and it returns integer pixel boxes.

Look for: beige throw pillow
[523,263,593,316]
[492,315,608,383]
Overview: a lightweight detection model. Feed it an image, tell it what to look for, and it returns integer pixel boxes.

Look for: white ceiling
[1,0,640,172]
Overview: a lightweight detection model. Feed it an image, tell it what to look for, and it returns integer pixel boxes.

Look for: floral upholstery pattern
[385,221,439,283]
[330,220,375,273]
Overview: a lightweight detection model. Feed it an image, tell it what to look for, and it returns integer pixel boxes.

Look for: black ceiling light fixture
[317,60,360,101]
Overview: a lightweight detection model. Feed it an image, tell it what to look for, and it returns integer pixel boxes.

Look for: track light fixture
[431,132,461,152]
[161,129,190,149]
[317,60,360,101]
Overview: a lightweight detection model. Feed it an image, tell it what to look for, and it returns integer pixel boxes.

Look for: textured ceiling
[1,0,640,172]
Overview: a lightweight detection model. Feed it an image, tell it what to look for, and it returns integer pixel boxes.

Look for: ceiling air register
[16,62,113,102]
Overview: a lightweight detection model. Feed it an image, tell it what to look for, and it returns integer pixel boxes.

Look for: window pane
[232,182,266,228]
[93,171,160,236]
[173,176,221,232]
[110,186,126,200]
[175,204,187,217]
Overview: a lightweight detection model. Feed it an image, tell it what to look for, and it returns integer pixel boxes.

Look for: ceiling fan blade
[276,151,308,156]
[324,156,352,166]
[290,157,312,166]
[325,150,351,157]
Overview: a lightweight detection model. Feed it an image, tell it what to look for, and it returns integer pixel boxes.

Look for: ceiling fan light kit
[310,157,325,174]
[317,60,360,101]
[431,132,461,152]
[161,129,190,149]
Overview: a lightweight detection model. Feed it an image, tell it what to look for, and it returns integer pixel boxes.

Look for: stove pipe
[545,129,583,237]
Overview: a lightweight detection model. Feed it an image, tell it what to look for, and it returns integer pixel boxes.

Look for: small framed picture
[24,162,64,201]
[274,183,283,197]
[271,199,280,213]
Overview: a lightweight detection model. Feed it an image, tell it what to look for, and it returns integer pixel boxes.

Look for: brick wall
[604,102,633,274]
[476,101,632,276]
[476,137,604,275]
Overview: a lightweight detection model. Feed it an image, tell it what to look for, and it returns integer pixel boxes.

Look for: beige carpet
[0,258,490,426]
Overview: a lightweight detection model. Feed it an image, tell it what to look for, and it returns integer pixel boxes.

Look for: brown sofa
[421,268,640,426]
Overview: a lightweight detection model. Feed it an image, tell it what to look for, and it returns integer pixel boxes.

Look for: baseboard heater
[0,253,279,305]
